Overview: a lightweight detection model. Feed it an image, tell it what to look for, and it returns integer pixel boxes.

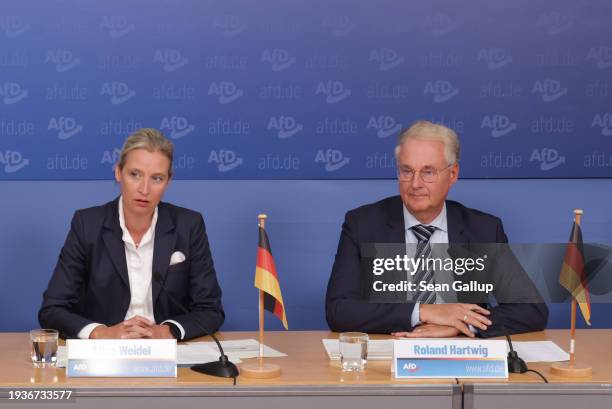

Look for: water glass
[339,332,368,371]
[30,329,58,368]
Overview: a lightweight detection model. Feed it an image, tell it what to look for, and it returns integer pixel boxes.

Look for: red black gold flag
[559,222,591,325]
[254,226,288,329]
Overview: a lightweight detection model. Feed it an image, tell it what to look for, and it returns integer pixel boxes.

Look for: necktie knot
[411,224,436,243]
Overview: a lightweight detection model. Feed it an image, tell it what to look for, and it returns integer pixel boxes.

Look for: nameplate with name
[393,339,507,379]
[66,339,177,377]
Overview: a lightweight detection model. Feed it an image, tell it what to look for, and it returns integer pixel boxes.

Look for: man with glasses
[325,120,548,338]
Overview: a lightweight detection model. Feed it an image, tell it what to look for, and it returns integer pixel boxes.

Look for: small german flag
[254,226,288,329]
[559,222,591,325]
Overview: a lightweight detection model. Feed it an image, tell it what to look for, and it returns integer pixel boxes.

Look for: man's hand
[90,316,153,339]
[419,303,491,337]
[392,324,461,338]
[147,324,175,339]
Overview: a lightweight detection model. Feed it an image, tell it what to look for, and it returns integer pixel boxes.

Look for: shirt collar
[118,195,158,246]
[403,201,448,233]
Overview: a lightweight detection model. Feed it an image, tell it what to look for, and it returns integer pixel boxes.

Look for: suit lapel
[446,200,469,244]
[385,196,406,243]
[102,198,130,288]
[446,201,473,303]
[152,203,176,303]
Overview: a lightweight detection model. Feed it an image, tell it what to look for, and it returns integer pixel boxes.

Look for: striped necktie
[410,224,437,304]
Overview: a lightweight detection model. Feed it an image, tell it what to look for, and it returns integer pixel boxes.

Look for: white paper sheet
[189,339,287,360]
[177,343,240,365]
[322,339,570,363]
[511,341,569,363]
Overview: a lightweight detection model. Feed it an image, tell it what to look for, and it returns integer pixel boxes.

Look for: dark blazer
[325,196,548,337]
[39,198,225,340]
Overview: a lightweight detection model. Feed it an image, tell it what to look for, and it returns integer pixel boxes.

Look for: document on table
[188,339,287,361]
[322,339,569,363]
[511,341,569,362]
[178,343,240,365]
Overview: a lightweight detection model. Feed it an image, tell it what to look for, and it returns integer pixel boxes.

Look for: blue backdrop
[1,0,611,179]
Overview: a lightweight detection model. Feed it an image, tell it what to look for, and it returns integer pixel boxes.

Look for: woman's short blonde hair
[394,120,460,165]
[117,128,174,177]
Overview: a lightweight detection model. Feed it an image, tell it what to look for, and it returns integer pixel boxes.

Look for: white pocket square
[169,251,186,266]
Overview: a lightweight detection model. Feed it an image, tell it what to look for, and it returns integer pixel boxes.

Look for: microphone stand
[154,272,239,379]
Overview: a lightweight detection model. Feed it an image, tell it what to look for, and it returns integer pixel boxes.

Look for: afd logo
[424,81,459,103]
[208,82,244,104]
[153,49,188,72]
[592,113,612,136]
[402,362,419,373]
[160,116,195,139]
[208,150,243,172]
[322,15,355,37]
[101,82,135,104]
[315,81,351,104]
[532,79,567,102]
[0,82,28,104]
[477,47,512,70]
[530,148,565,171]
[212,15,247,38]
[537,12,573,35]
[0,151,29,173]
[48,117,83,140]
[369,48,404,71]
[367,115,402,138]
[586,46,612,69]
[44,49,80,72]
[100,16,134,38]
[261,49,296,72]
[481,115,517,138]
[315,149,350,172]
[101,148,121,167]
[70,363,88,372]
[0,16,30,38]
[267,116,303,139]
[424,14,458,37]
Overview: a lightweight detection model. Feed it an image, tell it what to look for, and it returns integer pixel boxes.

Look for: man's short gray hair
[117,128,174,177]
[394,120,460,165]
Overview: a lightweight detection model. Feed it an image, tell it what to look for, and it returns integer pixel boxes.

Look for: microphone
[498,324,527,373]
[505,333,527,373]
[496,325,549,382]
[153,272,239,379]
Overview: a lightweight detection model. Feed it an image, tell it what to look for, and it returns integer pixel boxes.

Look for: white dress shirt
[404,203,477,333]
[403,203,448,327]
[77,196,185,339]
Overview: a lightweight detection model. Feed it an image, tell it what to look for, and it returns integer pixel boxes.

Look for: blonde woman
[39,129,224,341]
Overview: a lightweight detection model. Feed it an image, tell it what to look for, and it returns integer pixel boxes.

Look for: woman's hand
[90,315,153,339]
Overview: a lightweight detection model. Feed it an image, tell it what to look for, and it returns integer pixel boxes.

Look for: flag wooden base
[550,362,592,377]
[240,362,281,378]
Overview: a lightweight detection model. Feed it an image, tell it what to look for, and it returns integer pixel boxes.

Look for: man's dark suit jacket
[39,198,225,340]
[325,196,548,338]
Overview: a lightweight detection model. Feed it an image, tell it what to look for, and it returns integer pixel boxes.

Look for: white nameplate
[66,339,177,377]
[394,339,508,379]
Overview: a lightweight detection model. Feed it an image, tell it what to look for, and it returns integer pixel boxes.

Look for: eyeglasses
[397,164,453,183]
